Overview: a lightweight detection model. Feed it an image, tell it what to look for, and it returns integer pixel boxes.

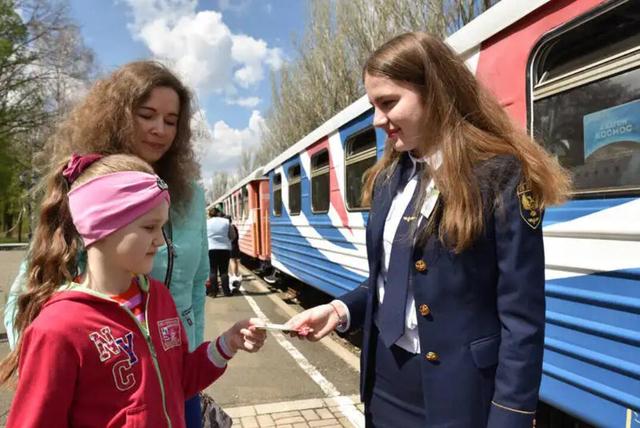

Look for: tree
[238,147,257,179]
[0,0,44,142]
[0,0,96,240]
[249,0,500,176]
[18,0,96,151]
[191,108,214,163]
[205,171,233,205]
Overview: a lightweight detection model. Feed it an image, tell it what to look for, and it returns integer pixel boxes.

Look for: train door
[258,179,271,262]
[249,183,260,257]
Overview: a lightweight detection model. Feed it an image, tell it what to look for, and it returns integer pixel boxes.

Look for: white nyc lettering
[112,359,136,391]
[89,327,121,362]
[88,327,140,392]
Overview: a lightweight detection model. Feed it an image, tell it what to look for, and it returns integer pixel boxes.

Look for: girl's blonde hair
[43,60,197,213]
[362,32,571,252]
[0,154,154,385]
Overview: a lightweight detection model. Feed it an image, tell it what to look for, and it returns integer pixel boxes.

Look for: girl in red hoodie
[0,153,267,427]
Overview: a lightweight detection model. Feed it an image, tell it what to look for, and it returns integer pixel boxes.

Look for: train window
[288,164,301,215]
[531,0,640,194]
[273,173,282,216]
[242,187,248,219]
[232,195,237,219]
[311,150,330,213]
[345,127,377,210]
[229,195,238,218]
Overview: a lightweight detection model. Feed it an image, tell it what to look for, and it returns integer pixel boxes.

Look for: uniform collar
[407,150,442,179]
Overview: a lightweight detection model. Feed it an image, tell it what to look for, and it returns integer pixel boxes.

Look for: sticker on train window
[583,99,640,161]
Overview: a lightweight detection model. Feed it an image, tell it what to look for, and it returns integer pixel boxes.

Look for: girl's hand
[223,318,267,353]
[285,304,339,341]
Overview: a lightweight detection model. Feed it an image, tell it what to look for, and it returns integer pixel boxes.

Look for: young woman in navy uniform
[287,32,571,428]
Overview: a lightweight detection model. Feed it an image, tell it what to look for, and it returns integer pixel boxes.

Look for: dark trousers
[366,327,425,427]
[184,394,201,428]
[208,249,231,296]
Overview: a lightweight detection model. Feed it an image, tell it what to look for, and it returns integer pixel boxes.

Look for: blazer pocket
[469,333,500,369]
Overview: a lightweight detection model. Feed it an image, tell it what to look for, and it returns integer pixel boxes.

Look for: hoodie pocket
[125,404,149,428]
[469,332,500,369]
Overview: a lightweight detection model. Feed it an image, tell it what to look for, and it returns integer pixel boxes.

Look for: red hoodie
[7,276,230,428]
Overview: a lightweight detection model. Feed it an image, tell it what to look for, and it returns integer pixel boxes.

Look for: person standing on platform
[286,32,571,428]
[206,207,234,297]
[227,216,243,292]
[4,61,211,428]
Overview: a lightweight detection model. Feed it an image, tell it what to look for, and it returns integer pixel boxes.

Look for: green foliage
[0,134,27,239]
[0,0,44,140]
[0,1,25,62]
[0,0,95,239]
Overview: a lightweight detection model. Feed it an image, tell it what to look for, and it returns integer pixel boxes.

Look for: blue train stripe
[544,338,640,380]
[543,197,635,226]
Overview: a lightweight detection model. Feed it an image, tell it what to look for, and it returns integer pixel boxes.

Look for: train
[211,0,640,426]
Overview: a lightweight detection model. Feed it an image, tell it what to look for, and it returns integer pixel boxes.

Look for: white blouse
[334,151,441,354]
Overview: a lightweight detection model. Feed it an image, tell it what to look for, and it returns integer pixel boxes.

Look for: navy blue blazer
[339,154,544,428]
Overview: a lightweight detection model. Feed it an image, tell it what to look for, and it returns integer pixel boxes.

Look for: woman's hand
[285,304,341,341]
[223,318,267,353]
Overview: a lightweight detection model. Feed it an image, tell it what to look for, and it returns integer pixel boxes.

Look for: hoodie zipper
[120,286,173,428]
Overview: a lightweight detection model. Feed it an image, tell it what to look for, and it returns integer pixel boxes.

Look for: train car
[211,167,269,262]
[253,0,640,425]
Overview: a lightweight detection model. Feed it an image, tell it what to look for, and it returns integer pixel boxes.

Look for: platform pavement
[225,395,365,428]
[0,249,26,426]
[203,267,364,427]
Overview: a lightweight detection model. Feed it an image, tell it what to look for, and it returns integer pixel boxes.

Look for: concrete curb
[0,244,28,251]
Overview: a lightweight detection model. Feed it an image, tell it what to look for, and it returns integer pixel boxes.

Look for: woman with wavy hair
[287,32,571,427]
[5,61,210,427]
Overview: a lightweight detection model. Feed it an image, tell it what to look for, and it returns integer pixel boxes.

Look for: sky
[68,0,309,180]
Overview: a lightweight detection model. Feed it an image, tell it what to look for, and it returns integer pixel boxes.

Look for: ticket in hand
[255,322,296,333]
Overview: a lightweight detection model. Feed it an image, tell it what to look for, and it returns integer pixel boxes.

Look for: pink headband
[68,172,170,246]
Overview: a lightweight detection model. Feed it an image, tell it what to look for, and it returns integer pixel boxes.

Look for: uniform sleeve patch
[517,182,541,230]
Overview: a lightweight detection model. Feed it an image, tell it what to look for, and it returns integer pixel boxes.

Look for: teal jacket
[4,184,209,352]
[150,184,209,350]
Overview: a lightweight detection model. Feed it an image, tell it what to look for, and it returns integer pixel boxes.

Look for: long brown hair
[43,60,197,213]
[0,154,154,385]
[362,32,571,252]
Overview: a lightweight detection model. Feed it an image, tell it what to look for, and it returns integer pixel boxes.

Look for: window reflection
[311,150,330,213]
[273,173,282,216]
[533,68,640,191]
[345,127,377,209]
[288,165,301,215]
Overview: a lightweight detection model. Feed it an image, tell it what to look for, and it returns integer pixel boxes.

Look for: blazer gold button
[414,260,427,272]
[425,352,439,362]
[419,304,431,316]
